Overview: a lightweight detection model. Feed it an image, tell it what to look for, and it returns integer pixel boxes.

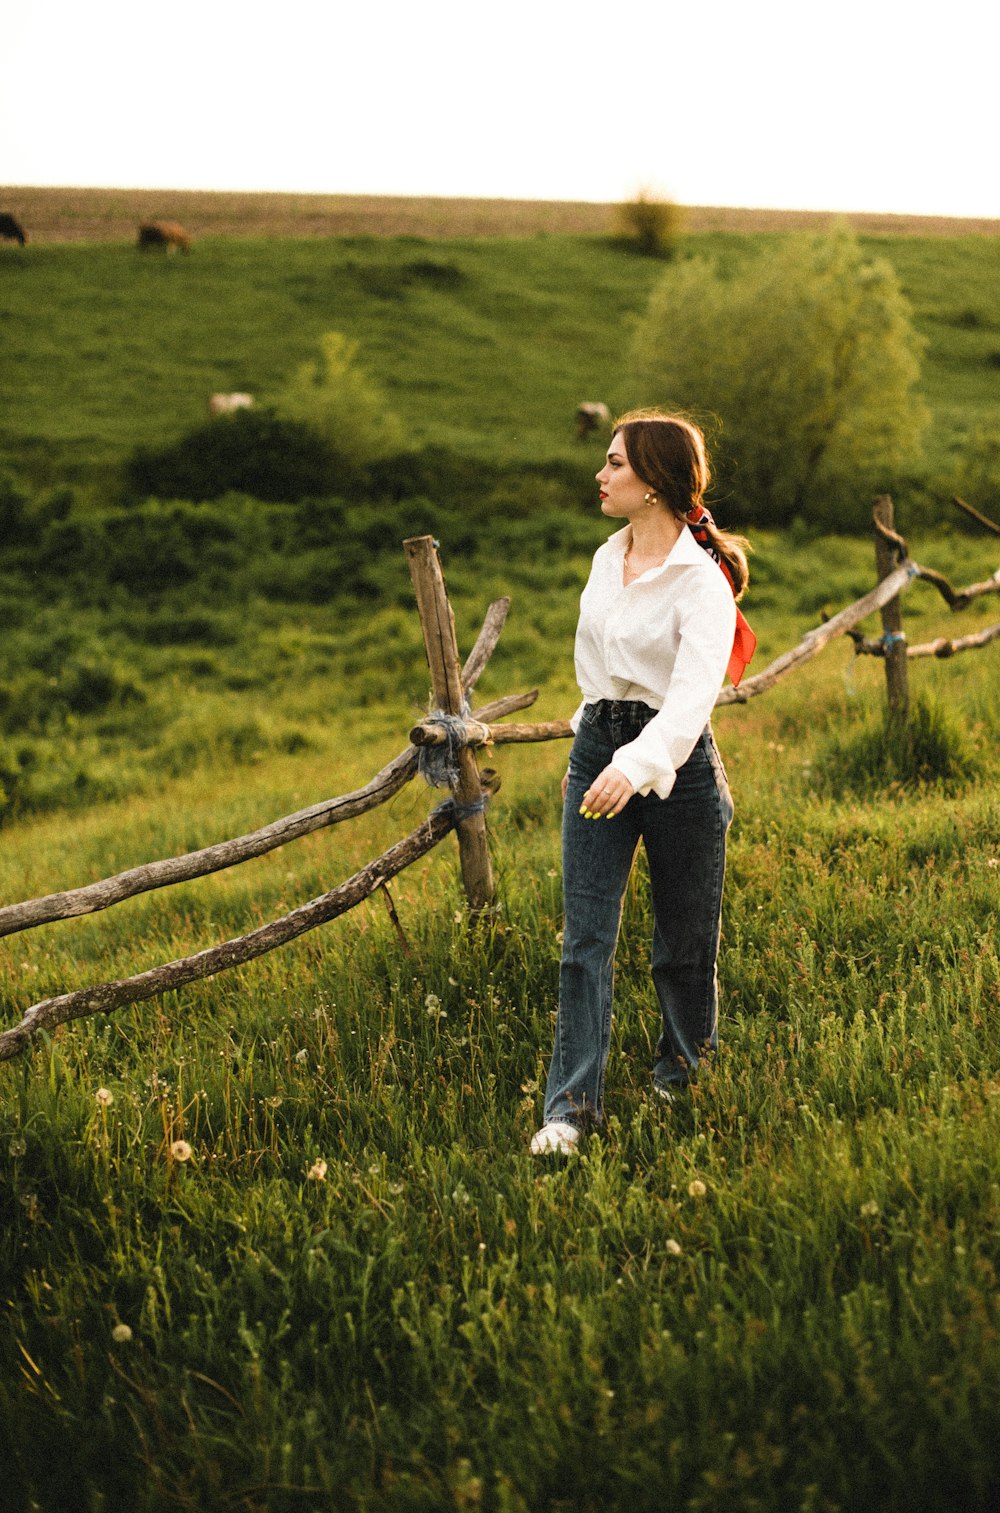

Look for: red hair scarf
[686,504,756,686]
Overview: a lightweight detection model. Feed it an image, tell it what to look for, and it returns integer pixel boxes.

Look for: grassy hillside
[2,221,999,503]
[0,201,998,1511]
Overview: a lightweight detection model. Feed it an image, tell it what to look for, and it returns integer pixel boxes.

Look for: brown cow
[0,213,27,245]
[137,220,192,253]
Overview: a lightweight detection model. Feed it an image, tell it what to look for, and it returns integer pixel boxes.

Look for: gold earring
[644,491,657,505]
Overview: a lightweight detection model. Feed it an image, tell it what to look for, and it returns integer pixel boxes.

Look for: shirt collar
[608,522,709,577]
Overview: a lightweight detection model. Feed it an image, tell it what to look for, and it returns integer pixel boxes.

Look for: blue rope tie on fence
[418,706,491,786]
[417,705,472,786]
[418,706,473,789]
[881,631,908,651]
[432,793,489,824]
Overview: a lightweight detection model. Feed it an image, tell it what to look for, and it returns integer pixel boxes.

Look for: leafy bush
[124,409,339,503]
[276,331,403,467]
[629,227,930,528]
[613,191,685,258]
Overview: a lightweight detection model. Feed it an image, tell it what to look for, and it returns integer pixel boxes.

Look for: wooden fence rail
[1,505,997,1065]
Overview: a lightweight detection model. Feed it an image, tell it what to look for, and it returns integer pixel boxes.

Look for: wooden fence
[1,504,997,1064]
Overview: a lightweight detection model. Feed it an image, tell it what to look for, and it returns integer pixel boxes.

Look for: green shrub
[124,409,339,503]
[814,693,981,797]
[276,331,403,468]
[629,227,930,528]
[613,191,685,258]
[101,501,241,592]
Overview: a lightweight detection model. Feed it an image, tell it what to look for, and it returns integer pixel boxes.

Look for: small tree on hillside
[614,190,685,258]
[277,331,403,467]
[628,227,929,527]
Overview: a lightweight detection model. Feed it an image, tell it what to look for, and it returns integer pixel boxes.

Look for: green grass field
[1,193,998,1512]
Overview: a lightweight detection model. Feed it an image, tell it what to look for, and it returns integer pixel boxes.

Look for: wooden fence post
[404,536,495,912]
[873,495,910,726]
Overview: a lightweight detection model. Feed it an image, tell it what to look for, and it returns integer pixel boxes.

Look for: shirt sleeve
[609,581,736,800]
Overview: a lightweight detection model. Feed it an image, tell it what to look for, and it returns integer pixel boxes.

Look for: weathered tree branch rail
[851,622,1000,659]
[0,609,529,943]
[953,495,1000,538]
[0,809,457,1064]
[913,563,1000,610]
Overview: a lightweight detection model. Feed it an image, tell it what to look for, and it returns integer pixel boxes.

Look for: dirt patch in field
[3,185,999,243]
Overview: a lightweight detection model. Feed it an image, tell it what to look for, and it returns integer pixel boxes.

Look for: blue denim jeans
[542,699,734,1128]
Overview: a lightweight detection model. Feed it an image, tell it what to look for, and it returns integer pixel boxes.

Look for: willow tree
[628,227,929,528]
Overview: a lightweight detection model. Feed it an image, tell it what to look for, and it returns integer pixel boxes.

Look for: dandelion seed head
[688,1179,707,1198]
[95,1088,114,1107]
[665,1238,682,1256]
[170,1140,193,1163]
[307,1160,328,1181]
[112,1323,133,1344]
[859,1199,880,1218]
[294,1048,308,1063]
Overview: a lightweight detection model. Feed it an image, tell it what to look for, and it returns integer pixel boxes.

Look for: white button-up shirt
[571,525,736,799]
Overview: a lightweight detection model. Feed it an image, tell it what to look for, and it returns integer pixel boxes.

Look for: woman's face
[596,433,650,519]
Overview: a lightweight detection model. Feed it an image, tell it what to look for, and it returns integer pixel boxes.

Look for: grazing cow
[208,392,254,418]
[575,401,612,440]
[0,213,27,245]
[137,220,192,253]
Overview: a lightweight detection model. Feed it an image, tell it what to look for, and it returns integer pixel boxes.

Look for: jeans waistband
[583,699,659,742]
[586,700,655,716]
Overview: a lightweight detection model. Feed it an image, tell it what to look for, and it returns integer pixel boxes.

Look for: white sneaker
[529,1120,580,1156]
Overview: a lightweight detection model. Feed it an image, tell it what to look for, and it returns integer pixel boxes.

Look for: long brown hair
[613,409,750,599]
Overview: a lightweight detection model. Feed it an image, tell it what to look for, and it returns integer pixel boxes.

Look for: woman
[531,410,754,1155]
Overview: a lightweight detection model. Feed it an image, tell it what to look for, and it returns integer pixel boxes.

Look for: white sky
[3,0,998,218]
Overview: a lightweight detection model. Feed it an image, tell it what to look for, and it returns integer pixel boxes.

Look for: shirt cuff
[610,751,677,801]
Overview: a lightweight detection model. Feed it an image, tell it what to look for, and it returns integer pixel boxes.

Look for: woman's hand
[580,766,634,819]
